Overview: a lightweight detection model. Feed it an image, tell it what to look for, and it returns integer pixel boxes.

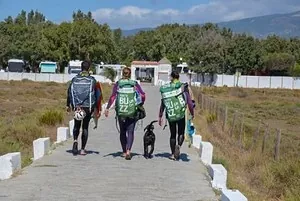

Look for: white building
[130,57,172,85]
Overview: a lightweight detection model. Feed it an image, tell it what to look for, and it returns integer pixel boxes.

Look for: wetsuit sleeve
[66,81,72,107]
[94,81,102,113]
[106,83,118,109]
[159,99,165,118]
[135,82,146,103]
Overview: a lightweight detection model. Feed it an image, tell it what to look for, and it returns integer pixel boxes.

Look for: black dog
[143,120,158,159]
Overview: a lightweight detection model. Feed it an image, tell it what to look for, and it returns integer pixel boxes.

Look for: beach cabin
[130,58,172,85]
[39,61,58,73]
[7,59,26,72]
[68,60,82,74]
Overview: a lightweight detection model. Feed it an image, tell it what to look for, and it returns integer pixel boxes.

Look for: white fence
[158,73,300,89]
[0,72,110,83]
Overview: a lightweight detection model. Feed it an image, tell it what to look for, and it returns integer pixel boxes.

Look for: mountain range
[121,10,300,38]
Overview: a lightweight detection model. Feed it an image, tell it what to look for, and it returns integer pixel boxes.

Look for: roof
[131,61,159,65]
[159,57,172,65]
[40,61,57,64]
[69,60,83,66]
[8,59,24,63]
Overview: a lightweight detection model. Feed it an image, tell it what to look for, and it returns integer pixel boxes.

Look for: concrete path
[0,85,217,201]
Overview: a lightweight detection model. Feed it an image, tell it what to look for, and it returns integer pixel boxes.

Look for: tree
[103,67,117,82]
[263,53,295,75]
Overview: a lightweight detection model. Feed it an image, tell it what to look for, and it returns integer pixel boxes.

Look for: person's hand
[66,106,71,113]
[104,109,109,117]
[159,117,163,126]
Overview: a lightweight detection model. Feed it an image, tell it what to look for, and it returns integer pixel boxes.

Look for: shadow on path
[154,152,190,162]
[66,150,100,155]
[103,152,141,158]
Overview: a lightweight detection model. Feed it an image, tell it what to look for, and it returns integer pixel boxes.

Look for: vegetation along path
[0,85,217,201]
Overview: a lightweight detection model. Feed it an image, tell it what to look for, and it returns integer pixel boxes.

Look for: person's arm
[66,80,72,111]
[135,82,146,104]
[183,91,194,117]
[106,83,118,110]
[158,99,165,126]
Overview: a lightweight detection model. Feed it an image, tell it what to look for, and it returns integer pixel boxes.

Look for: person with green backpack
[158,71,194,160]
[105,67,145,160]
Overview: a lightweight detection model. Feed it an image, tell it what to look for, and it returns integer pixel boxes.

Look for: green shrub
[206,113,217,124]
[39,109,64,126]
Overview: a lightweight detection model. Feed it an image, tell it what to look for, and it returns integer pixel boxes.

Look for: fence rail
[158,74,300,89]
[196,91,283,161]
[0,72,110,83]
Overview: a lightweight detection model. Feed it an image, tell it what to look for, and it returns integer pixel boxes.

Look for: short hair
[122,67,131,79]
[170,71,180,79]
[81,61,91,71]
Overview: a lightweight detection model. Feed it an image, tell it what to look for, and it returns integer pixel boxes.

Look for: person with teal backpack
[105,67,146,160]
[158,71,194,160]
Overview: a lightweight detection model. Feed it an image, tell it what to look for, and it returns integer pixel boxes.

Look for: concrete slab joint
[0,152,21,180]
[208,164,227,190]
[57,127,70,143]
[33,137,50,161]
[199,141,213,165]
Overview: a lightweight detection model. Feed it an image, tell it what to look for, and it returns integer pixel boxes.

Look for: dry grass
[192,86,300,201]
[0,80,112,167]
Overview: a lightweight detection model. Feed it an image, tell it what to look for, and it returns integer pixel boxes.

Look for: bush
[39,109,64,126]
[230,87,248,98]
[206,113,217,124]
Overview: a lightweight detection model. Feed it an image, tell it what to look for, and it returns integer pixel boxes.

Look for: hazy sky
[0,0,300,29]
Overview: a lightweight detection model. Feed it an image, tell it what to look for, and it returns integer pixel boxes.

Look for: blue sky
[1,0,300,29]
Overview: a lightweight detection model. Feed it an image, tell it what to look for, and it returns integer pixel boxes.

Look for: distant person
[66,61,102,155]
[158,71,194,160]
[105,67,146,160]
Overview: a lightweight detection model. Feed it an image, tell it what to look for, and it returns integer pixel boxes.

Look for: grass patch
[192,86,300,201]
[0,80,112,168]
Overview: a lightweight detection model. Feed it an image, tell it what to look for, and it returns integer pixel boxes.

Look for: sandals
[80,149,87,156]
[125,153,132,160]
[169,155,176,161]
[174,145,181,160]
[72,142,78,155]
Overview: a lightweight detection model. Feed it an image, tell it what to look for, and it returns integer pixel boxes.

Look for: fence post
[239,113,244,149]
[281,76,283,88]
[257,76,260,88]
[262,124,269,154]
[214,99,217,116]
[252,121,261,150]
[246,76,248,88]
[230,111,238,136]
[274,129,281,161]
[269,76,272,88]
[201,94,204,110]
[223,106,228,131]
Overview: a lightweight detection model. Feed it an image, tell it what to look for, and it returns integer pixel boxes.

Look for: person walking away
[158,71,194,160]
[66,61,102,155]
[104,67,145,160]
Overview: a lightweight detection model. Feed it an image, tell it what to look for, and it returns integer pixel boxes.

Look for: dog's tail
[144,120,158,132]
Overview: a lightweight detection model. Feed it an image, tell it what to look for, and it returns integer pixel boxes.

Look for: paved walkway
[0,85,217,201]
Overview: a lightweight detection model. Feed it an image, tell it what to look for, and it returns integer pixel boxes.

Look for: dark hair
[81,61,91,71]
[170,71,179,79]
